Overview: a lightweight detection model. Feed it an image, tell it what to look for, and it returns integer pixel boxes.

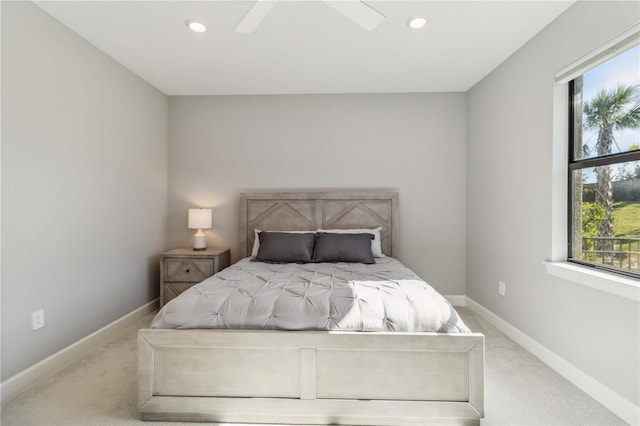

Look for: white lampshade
[188,208,212,230]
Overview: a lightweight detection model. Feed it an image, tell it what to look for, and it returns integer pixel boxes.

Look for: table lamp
[188,208,212,250]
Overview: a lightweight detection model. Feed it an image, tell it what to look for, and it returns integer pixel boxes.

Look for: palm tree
[583,85,640,247]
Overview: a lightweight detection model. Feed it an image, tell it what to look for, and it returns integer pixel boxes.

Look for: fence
[581,237,640,272]
[582,179,640,202]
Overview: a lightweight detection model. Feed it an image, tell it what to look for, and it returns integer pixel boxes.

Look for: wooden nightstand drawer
[164,258,213,283]
[160,247,230,307]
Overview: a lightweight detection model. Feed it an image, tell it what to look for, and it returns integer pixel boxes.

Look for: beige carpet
[1,308,626,426]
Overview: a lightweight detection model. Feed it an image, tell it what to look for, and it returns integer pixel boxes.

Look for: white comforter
[152,257,470,333]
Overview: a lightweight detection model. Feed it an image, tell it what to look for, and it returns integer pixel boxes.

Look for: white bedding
[152,257,470,333]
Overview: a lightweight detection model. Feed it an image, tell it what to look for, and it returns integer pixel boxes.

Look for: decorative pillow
[254,232,315,263]
[312,233,375,264]
[316,226,385,257]
[251,229,314,257]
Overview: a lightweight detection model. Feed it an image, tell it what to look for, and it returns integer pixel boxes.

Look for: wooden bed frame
[138,191,484,425]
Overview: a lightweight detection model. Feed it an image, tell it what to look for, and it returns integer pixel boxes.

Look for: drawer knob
[186,269,190,273]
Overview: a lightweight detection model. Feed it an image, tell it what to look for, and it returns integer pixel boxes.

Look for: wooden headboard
[239,191,399,258]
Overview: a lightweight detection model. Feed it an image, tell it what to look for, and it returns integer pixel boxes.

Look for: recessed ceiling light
[186,19,207,33]
[407,15,428,30]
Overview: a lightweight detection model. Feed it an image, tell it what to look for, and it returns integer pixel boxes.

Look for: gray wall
[168,93,467,295]
[466,1,639,405]
[1,2,168,380]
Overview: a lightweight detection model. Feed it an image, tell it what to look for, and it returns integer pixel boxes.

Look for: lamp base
[193,231,206,251]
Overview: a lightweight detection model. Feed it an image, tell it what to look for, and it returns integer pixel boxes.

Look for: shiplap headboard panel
[239,192,399,258]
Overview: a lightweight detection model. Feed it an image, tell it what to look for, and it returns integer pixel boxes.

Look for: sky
[580,44,639,184]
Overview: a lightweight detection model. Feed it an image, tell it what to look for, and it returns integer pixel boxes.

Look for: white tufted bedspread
[151,257,470,333]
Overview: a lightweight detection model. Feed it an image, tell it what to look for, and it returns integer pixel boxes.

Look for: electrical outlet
[498,281,506,297]
[32,309,45,331]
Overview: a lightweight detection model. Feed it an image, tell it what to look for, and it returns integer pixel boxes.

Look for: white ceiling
[34,1,574,96]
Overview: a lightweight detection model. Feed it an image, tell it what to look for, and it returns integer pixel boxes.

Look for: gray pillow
[254,232,315,263]
[312,233,375,264]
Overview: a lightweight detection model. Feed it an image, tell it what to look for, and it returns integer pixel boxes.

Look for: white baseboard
[465,296,639,426]
[444,295,466,306]
[0,298,159,404]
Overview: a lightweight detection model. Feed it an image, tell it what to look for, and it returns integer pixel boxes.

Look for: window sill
[544,262,639,302]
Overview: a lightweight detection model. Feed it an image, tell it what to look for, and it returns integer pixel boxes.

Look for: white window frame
[546,24,640,302]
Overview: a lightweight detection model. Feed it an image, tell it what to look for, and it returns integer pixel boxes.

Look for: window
[568,44,640,278]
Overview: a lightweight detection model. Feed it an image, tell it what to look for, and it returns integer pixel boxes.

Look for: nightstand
[160,247,231,307]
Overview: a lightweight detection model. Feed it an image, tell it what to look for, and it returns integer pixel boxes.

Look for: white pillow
[316,226,385,257]
[251,229,314,257]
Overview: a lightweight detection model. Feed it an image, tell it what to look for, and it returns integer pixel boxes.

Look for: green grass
[613,202,640,238]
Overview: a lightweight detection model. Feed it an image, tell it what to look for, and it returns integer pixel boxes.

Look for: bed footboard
[138,329,484,426]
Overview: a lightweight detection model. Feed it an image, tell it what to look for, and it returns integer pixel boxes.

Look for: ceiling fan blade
[324,0,384,31]
[235,0,277,34]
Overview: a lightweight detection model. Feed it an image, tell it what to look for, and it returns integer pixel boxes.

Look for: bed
[138,191,484,425]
